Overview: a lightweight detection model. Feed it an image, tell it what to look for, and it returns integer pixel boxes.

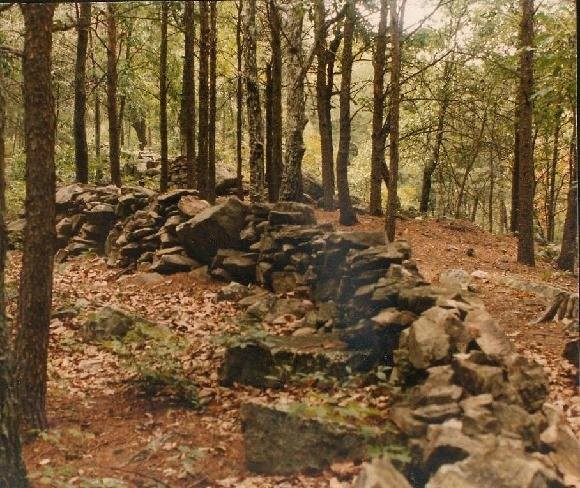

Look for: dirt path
[5,213,578,487]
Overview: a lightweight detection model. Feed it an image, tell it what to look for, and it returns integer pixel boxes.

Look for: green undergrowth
[101,322,201,408]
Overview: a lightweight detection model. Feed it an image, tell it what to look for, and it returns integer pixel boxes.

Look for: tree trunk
[455,106,488,218]
[236,0,243,197]
[207,1,217,204]
[385,0,402,241]
[419,61,451,214]
[488,152,495,233]
[279,3,307,202]
[556,119,577,271]
[0,58,29,488]
[314,0,336,210]
[182,1,196,188]
[106,3,121,186]
[546,110,561,242]
[335,0,357,225]
[510,104,520,232]
[516,0,535,266]
[197,1,210,198]
[369,0,388,216]
[159,1,169,192]
[243,0,264,202]
[15,3,57,432]
[74,2,90,183]
[131,118,147,151]
[265,62,273,196]
[266,0,282,202]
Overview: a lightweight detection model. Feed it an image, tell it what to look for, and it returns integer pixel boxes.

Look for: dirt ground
[5,213,578,487]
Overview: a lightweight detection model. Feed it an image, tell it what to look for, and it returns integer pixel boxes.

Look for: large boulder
[176,197,248,262]
[240,401,390,475]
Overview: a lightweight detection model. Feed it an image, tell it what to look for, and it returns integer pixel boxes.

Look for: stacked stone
[54,184,154,259]
[205,201,326,289]
[106,188,200,272]
[361,306,580,487]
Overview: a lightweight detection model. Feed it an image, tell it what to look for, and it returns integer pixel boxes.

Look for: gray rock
[439,269,471,290]
[176,197,248,262]
[150,253,199,274]
[354,458,412,488]
[452,352,505,397]
[406,311,450,369]
[82,306,138,341]
[425,446,564,488]
[177,195,210,217]
[219,335,374,388]
[465,309,513,358]
[240,401,386,475]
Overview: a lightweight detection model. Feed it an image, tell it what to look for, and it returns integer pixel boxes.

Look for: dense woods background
[0,0,577,484]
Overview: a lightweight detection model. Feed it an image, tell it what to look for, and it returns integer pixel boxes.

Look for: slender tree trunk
[546,110,561,242]
[159,2,169,192]
[265,62,273,196]
[0,59,29,488]
[15,3,57,432]
[91,30,100,168]
[335,0,357,225]
[197,1,210,198]
[106,3,121,186]
[243,0,264,202]
[516,0,535,266]
[235,0,243,197]
[419,61,451,214]
[385,0,402,240]
[207,1,217,204]
[74,2,90,183]
[510,104,520,232]
[556,119,577,271]
[455,106,488,218]
[279,3,307,202]
[182,1,196,188]
[314,0,336,210]
[369,0,388,216]
[266,0,282,202]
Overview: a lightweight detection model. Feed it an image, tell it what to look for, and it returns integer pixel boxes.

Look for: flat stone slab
[241,401,399,475]
[219,334,376,388]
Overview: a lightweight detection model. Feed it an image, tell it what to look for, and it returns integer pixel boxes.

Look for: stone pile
[54,183,154,259]
[206,223,579,485]
[106,188,200,273]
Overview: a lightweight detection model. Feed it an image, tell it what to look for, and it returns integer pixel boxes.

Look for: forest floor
[5,212,578,488]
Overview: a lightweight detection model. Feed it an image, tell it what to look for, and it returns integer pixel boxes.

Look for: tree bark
[243,0,264,202]
[159,1,169,192]
[15,2,57,432]
[335,0,357,225]
[235,0,243,197]
[106,3,121,186]
[74,2,90,183]
[314,0,336,210]
[182,1,196,188]
[419,60,452,214]
[266,0,282,202]
[279,3,307,202]
[369,0,388,216]
[0,57,29,488]
[546,110,561,242]
[385,0,402,241]
[197,1,210,198]
[556,118,577,271]
[207,1,217,204]
[510,104,520,232]
[516,0,535,266]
